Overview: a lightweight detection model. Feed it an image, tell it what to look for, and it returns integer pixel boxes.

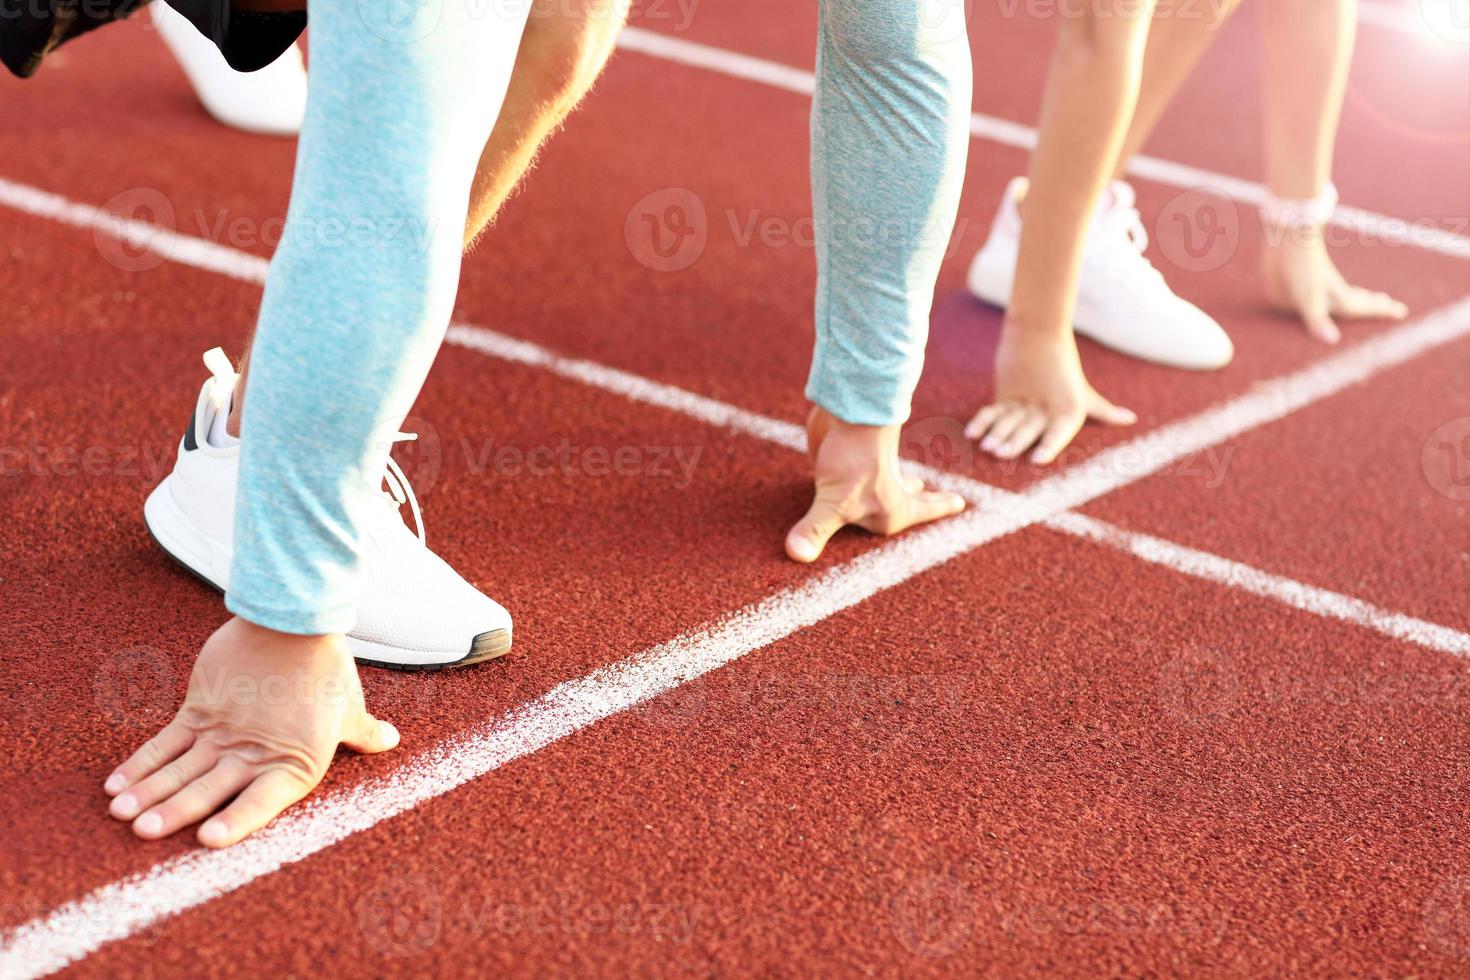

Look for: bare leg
[1259,0,1406,338]
[1111,0,1244,179]
[465,0,629,246]
[226,0,629,436]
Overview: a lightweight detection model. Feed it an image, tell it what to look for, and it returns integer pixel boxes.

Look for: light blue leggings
[227,0,972,634]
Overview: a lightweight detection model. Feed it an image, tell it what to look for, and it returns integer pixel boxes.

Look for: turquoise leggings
[227,0,972,634]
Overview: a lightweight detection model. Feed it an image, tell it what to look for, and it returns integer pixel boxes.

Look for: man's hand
[1263,229,1408,344]
[103,617,398,848]
[784,406,966,563]
[966,320,1135,465]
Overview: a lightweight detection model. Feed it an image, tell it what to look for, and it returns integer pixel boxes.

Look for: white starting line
[2,91,1469,975]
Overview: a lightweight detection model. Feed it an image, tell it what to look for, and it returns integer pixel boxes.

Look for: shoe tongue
[202,347,237,394]
[1103,180,1135,213]
[200,348,239,448]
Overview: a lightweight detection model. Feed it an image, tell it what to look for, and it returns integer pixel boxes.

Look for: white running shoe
[968,177,1234,371]
[152,2,307,137]
[144,350,513,670]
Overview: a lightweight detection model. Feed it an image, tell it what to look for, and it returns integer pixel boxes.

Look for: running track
[1,2,1468,976]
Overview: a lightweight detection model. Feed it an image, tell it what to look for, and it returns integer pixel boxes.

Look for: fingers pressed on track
[109,740,217,821]
[341,714,401,755]
[198,769,313,849]
[1031,415,1085,466]
[979,406,1029,453]
[998,413,1047,459]
[907,490,967,530]
[1333,284,1408,320]
[1086,392,1137,427]
[105,723,196,796]
[1301,306,1342,344]
[786,497,850,563]
[964,403,1007,440]
[131,758,257,840]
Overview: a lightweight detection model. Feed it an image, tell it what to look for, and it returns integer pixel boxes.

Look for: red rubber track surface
[1,3,1468,976]
[69,530,1470,976]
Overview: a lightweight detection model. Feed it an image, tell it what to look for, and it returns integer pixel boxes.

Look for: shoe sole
[144,479,511,671]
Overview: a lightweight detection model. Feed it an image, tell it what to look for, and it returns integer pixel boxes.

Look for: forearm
[1010,7,1154,337]
[1260,0,1355,198]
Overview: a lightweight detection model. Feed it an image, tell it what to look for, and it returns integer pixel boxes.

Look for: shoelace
[1091,203,1165,286]
[380,432,427,547]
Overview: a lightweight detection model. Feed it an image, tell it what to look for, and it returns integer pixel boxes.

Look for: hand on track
[1264,231,1408,344]
[785,406,966,563]
[966,321,1135,466]
[103,617,398,848]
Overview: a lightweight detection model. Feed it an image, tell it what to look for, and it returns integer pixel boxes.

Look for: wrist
[1001,312,1075,345]
[221,616,352,664]
[1261,182,1338,234]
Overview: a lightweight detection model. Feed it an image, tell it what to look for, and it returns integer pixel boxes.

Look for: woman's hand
[966,319,1135,466]
[1263,227,1408,344]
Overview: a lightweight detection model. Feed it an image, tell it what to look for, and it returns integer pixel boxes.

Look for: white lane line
[615,26,1470,262]
[0,499,1027,980]
[5,177,1470,975]
[7,293,1470,979]
[1046,511,1470,657]
[446,317,1470,660]
[0,179,270,284]
[446,326,808,453]
[2,171,1465,658]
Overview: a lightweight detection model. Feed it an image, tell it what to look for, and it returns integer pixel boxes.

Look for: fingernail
[980,438,997,453]
[134,812,163,837]
[787,537,817,562]
[104,773,127,795]
[199,819,228,847]
[381,721,400,748]
[111,794,138,819]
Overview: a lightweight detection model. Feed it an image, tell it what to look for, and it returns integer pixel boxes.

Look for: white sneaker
[151,2,307,137]
[144,350,513,670]
[968,177,1234,371]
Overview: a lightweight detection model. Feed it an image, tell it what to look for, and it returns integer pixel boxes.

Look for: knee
[522,0,629,110]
